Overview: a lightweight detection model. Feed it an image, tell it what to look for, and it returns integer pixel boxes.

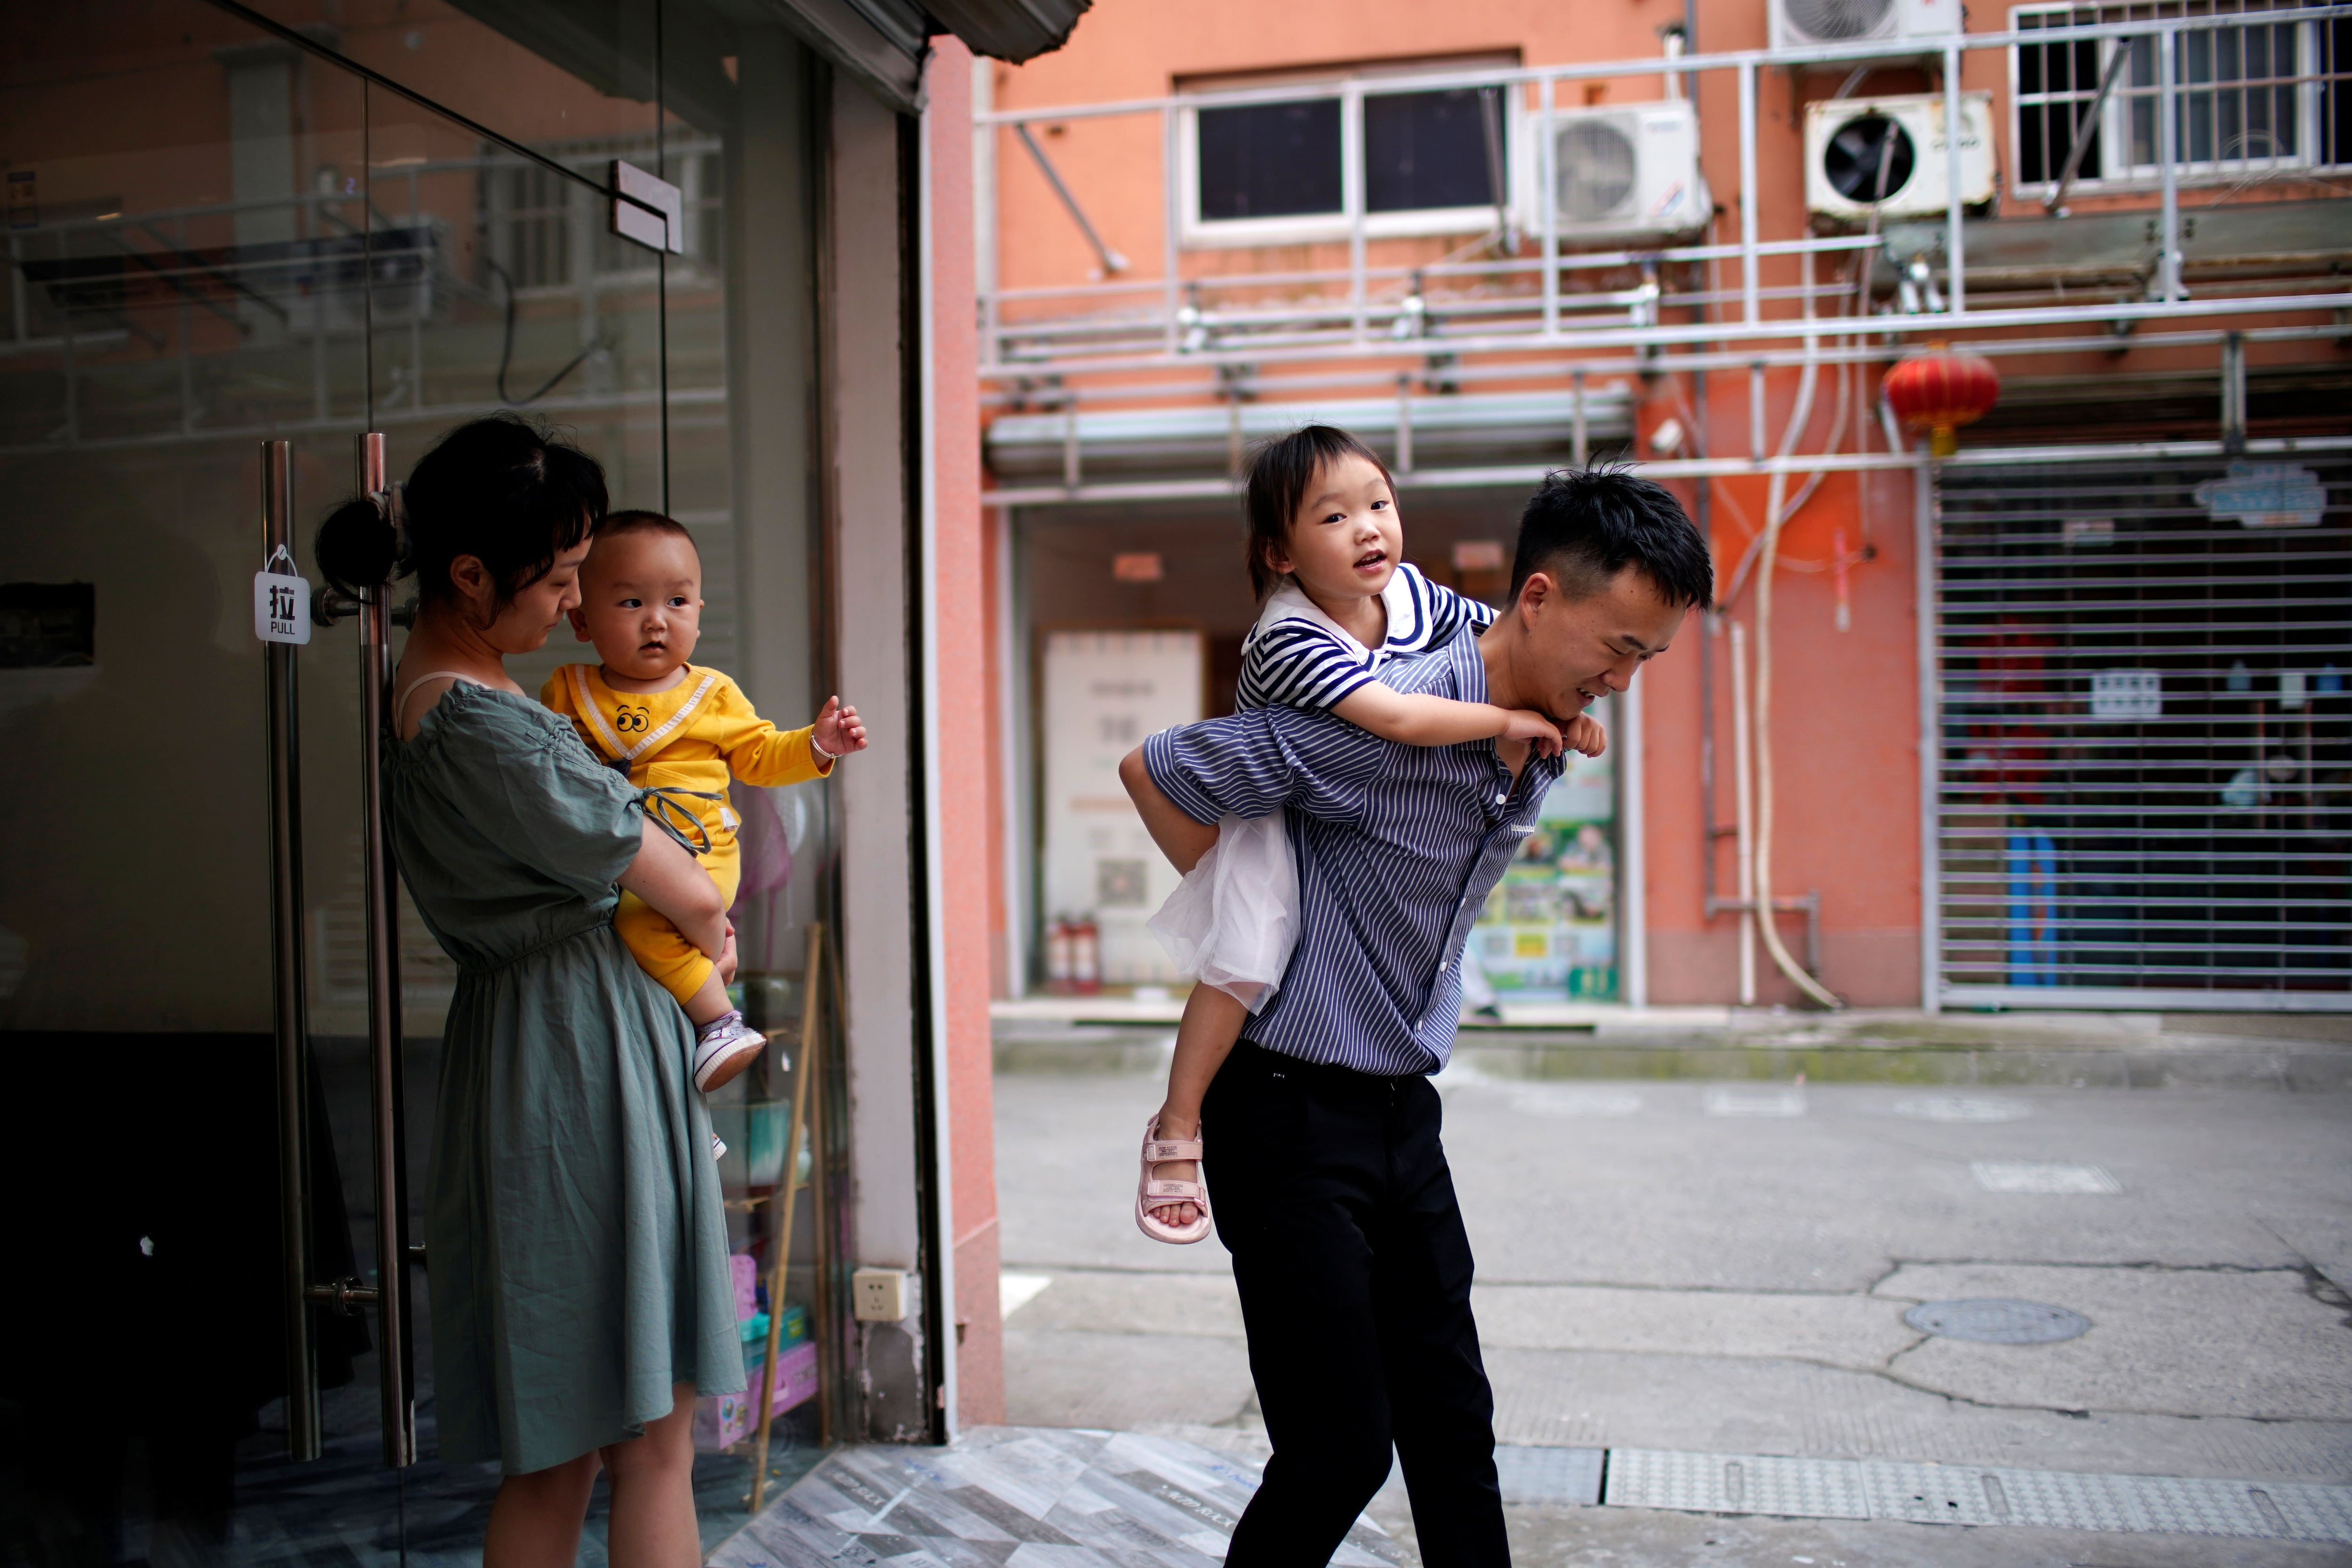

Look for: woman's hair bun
[315,494,407,597]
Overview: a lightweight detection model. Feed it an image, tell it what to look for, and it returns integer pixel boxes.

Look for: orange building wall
[926,38,1006,1427]
[989,0,1942,1007]
[987,0,2344,1009]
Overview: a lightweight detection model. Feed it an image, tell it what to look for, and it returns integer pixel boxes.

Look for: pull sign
[609,159,683,255]
[254,570,311,645]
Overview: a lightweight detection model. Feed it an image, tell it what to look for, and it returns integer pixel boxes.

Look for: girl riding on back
[1134,425,1606,1243]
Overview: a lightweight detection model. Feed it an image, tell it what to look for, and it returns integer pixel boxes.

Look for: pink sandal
[1135,1116,1211,1245]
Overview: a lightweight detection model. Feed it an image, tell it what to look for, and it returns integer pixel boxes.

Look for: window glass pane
[1195,99,1341,221]
[2329,19,2352,166]
[2021,96,2051,183]
[1364,88,1502,213]
[227,0,675,175]
[2014,23,2110,186]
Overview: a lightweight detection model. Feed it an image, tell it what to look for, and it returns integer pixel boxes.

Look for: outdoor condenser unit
[1804,91,1995,224]
[1770,0,1961,55]
[1550,101,1709,244]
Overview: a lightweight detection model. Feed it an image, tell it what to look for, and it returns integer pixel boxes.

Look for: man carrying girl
[1122,429,1714,1565]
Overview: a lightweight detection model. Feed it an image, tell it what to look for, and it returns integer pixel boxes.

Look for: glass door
[0,3,829,1560]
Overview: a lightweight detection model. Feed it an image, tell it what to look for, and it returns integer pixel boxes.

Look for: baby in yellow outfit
[543,509,867,1098]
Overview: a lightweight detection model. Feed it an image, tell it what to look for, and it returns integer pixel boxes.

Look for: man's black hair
[1509,465,1715,610]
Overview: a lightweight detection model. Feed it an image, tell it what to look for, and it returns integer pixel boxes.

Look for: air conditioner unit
[1550,100,1709,244]
[1771,0,1961,55]
[1804,92,1994,224]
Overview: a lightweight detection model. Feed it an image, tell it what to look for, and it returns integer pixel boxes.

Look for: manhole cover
[1905,1298,2090,1344]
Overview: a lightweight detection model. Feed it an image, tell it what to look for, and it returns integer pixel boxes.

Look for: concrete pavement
[991,1014,2352,1564]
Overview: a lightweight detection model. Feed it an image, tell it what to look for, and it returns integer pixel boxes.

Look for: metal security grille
[1934,456,2351,1010]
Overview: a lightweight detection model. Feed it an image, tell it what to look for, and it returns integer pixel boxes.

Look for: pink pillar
[925,38,1007,1427]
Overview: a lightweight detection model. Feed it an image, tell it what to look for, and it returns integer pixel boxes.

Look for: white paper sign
[2090,669,2160,719]
[1040,629,1202,984]
[2193,463,2326,530]
[254,570,312,645]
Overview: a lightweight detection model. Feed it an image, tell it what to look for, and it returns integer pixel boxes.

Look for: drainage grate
[1904,1297,2092,1344]
[1971,1160,2122,1194]
[1598,1448,2352,1543]
[1605,1449,1867,1519]
[1493,1446,1605,1506]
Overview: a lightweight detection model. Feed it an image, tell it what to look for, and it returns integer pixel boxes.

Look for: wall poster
[1039,629,1204,986]
[1468,694,1619,1003]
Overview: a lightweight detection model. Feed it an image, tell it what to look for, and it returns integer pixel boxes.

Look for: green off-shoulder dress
[385,680,743,1475]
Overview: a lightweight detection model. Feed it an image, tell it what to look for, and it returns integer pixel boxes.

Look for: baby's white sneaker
[693,1009,766,1093]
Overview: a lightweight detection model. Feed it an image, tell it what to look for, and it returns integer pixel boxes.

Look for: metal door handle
[356,430,418,1468]
[262,434,417,1469]
[261,439,322,1463]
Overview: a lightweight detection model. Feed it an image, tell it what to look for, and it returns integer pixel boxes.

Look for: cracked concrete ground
[993,1022,2352,1564]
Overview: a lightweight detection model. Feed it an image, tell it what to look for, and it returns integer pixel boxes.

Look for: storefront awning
[445,0,1089,121]
[753,0,1092,107]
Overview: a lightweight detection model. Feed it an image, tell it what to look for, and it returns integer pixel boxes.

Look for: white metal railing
[977,12,2352,507]
[977,11,2352,381]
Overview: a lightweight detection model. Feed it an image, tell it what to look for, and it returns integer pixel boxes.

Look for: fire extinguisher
[1068,915,1101,995]
[1045,915,1074,994]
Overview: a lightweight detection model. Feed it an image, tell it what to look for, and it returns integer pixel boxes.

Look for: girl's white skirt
[1146,810,1300,1013]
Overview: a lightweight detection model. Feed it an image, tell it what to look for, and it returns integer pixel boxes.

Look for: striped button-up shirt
[1143,628,1565,1076]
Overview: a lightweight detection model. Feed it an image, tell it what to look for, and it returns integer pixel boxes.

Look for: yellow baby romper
[541,662,833,1004]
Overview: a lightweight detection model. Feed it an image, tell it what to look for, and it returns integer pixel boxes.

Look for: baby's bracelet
[810,732,842,762]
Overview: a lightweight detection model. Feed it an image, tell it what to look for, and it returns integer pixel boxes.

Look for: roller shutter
[1933,455,2351,1010]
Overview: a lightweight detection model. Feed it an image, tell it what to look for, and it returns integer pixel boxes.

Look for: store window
[0,0,829,1553]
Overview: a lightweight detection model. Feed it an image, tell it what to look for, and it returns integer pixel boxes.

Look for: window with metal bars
[2011,2,2352,190]
[1933,458,2351,1007]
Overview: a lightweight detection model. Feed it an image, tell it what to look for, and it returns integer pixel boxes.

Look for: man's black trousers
[1202,1041,1509,1567]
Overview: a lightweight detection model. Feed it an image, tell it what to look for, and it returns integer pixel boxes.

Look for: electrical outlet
[852,1266,910,1323]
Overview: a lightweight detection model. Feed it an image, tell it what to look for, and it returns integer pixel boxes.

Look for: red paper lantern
[1883,342,2000,458]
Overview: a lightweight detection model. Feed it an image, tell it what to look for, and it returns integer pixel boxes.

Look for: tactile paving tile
[1604,1448,1867,1519]
[1985,1464,2149,1534]
[1597,1449,2352,1544]
[2263,1480,2352,1543]
[1861,1462,2007,1527]
[1493,1445,1605,1506]
[2122,1473,2283,1538]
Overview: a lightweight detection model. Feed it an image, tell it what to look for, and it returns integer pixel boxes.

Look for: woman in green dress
[318,415,743,1568]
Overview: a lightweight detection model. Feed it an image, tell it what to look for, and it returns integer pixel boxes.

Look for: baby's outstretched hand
[1502,708,1564,759]
[812,695,869,761]
[1565,713,1608,757]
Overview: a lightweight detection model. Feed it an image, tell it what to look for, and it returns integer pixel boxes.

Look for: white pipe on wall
[1621,677,1648,1009]
[1729,619,1756,1007]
